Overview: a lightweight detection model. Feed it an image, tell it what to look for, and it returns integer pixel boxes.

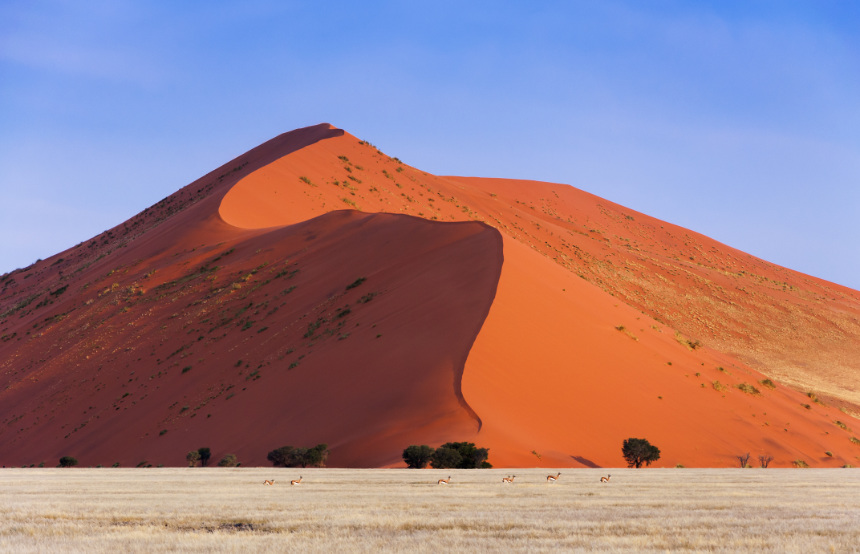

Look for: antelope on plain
[437,476,451,485]
[547,472,561,483]
[290,476,303,486]
[263,479,275,486]
[502,475,516,484]
[600,474,611,483]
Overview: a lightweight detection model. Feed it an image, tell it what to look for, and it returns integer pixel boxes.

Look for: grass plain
[1,468,858,552]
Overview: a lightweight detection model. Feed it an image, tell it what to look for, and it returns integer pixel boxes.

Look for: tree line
[50,437,665,469]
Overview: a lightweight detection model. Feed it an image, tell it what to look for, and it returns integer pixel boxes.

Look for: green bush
[736,383,760,395]
[430,447,462,469]
[59,456,78,468]
[403,445,435,469]
[186,450,201,467]
[217,454,239,467]
[267,444,329,468]
[430,442,491,469]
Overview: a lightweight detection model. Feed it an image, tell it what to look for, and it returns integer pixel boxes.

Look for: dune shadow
[571,455,601,468]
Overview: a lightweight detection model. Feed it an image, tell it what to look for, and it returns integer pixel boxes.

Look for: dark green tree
[403,445,435,469]
[430,446,463,469]
[267,446,294,467]
[198,447,211,467]
[437,442,491,469]
[267,444,329,468]
[58,456,78,468]
[301,444,329,468]
[622,438,661,468]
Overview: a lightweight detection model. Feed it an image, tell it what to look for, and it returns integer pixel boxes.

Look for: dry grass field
[1,467,858,552]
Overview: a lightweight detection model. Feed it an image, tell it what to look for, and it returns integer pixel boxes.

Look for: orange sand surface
[2,123,859,468]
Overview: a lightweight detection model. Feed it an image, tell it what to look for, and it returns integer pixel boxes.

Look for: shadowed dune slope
[0,209,501,467]
[2,123,860,468]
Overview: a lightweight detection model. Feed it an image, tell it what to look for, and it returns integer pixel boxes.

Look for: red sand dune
[2,123,859,468]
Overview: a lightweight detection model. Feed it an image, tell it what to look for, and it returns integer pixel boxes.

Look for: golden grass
[1,468,859,552]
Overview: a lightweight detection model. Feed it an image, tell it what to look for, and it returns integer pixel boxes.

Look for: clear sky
[2,1,858,289]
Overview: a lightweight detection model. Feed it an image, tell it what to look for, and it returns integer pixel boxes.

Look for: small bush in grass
[825,451,833,457]
[712,381,726,392]
[736,383,760,395]
[59,456,78,468]
[807,391,824,405]
[759,378,776,389]
[675,332,701,350]
[835,420,849,430]
[792,459,810,468]
[850,437,860,446]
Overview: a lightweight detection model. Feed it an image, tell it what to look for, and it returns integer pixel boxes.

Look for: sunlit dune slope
[463,235,856,467]
[2,123,859,468]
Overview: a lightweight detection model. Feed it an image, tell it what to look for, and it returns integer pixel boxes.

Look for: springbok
[502,475,516,484]
[263,479,275,486]
[547,472,561,483]
[437,476,451,485]
[600,474,611,483]
[290,476,303,486]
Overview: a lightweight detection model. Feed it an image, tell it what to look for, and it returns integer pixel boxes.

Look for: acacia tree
[622,438,661,468]
[403,445,435,468]
[759,454,774,468]
[430,446,463,469]
[736,453,751,468]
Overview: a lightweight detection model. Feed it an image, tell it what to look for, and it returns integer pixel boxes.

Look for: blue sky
[1,1,858,289]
